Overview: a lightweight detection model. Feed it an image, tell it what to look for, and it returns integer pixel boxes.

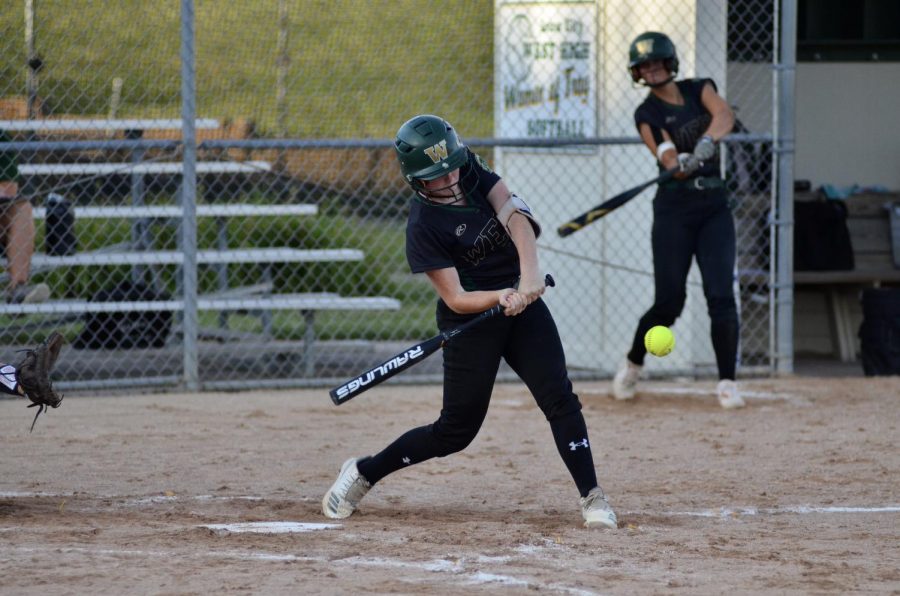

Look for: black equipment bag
[72,281,173,349]
[794,198,854,271]
[858,288,900,376]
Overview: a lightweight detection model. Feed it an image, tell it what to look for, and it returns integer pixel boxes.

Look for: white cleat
[322,457,372,519]
[716,379,746,410]
[612,359,642,400]
[581,487,618,529]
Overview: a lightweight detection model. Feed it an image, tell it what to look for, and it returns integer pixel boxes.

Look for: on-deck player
[322,114,618,529]
[611,32,743,409]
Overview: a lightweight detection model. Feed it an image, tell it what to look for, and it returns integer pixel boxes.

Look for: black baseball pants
[626,186,739,379]
[358,298,600,497]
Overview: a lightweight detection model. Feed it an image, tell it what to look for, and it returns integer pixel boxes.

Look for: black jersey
[634,78,720,178]
[405,149,521,292]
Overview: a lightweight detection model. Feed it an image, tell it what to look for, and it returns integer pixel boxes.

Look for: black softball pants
[626,187,739,379]
[358,298,600,497]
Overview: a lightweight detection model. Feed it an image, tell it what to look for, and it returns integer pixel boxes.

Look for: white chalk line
[579,386,805,404]
[202,521,341,534]
[0,491,272,505]
[128,494,264,505]
[627,505,900,519]
[3,491,897,520]
[648,386,800,402]
[0,543,596,595]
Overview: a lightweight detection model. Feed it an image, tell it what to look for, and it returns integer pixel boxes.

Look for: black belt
[660,176,725,190]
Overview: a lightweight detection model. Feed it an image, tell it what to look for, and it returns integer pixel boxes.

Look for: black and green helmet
[394,115,468,183]
[628,31,679,85]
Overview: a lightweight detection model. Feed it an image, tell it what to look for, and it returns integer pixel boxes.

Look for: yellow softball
[644,325,675,357]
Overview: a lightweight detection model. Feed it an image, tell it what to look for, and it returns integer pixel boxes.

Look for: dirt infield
[1,374,898,594]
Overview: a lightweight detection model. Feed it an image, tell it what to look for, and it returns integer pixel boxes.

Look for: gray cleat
[322,457,372,519]
[581,487,618,529]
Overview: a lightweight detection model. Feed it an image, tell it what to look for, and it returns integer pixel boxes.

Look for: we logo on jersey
[424,140,448,163]
[462,218,509,266]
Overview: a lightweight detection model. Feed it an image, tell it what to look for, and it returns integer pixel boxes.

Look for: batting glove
[677,153,701,175]
[693,135,716,162]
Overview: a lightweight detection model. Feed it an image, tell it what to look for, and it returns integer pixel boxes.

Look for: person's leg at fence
[1,200,49,304]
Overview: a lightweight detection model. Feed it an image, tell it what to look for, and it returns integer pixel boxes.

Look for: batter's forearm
[443,289,513,314]
[704,107,735,142]
[507,213,541,279]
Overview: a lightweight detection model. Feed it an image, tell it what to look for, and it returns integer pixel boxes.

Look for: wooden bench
[19,157,280,296]
[793,192,900,362]
[2,203,316,288]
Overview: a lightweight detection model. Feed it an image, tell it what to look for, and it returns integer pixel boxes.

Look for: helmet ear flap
[630,66,641,83]
[664,57,679,77]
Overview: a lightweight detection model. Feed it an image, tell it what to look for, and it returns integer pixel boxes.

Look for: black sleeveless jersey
[634,78,721,178]
[405,149,521,292]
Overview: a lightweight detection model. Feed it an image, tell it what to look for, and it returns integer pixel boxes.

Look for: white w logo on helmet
[423,139,449,163]
[636,39,654,55]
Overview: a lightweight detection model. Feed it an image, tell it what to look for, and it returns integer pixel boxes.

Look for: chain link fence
[0,0,781,391]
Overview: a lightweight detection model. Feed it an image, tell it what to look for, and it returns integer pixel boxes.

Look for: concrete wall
[727,61,900,190]
[795,63,900,190]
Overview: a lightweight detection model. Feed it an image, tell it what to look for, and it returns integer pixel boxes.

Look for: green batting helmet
[628,31,679,85]
[394,115,468,183]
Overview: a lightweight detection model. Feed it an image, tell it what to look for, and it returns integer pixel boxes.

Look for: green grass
[1,1,495,137]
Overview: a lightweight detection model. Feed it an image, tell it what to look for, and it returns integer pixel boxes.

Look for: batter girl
[323,114,618,529]
[612,32,743,409]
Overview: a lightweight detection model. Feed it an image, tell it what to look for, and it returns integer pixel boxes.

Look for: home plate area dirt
[1,376,898,594]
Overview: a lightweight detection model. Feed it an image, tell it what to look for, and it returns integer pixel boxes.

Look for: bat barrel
[556,168,677,238]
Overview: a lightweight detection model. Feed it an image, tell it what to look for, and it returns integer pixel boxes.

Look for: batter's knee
[641,307,680,329]
[537,392,583,422]
[429,421,481,457]
[647,294,686,325]
[707,295,737,321]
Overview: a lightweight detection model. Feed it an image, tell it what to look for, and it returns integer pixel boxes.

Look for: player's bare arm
[690,84,733,170]
[698,82,735,141]
[486,180,544,303]
[639,124,686,178]
[639,124,678,168]
[425,266,525,316]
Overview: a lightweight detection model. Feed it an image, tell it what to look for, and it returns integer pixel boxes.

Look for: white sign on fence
[496,0,597,141]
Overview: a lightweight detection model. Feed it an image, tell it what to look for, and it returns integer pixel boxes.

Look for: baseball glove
[17,332,65,432]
